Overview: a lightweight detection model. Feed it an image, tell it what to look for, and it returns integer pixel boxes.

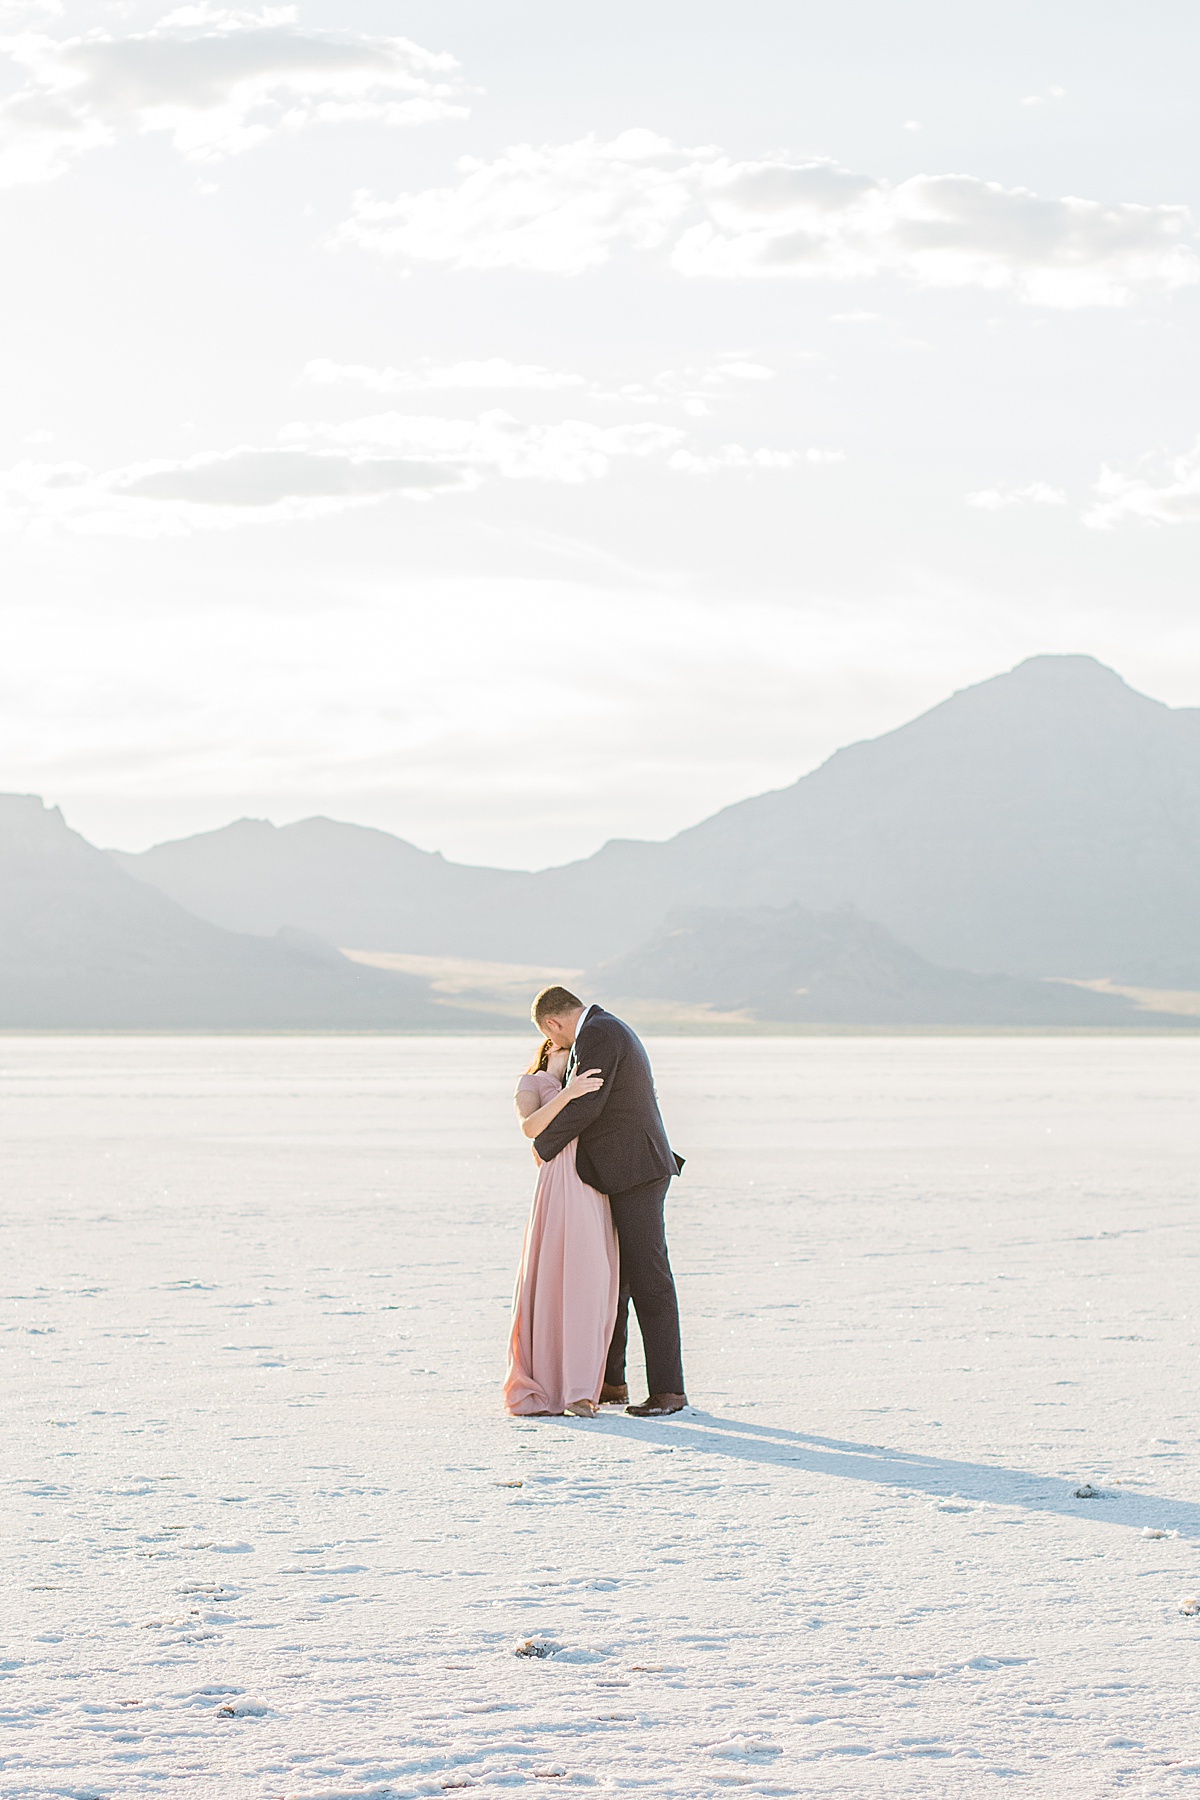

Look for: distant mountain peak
[0,793,80,855]
[180,816,278,846]
[848,650,1170,764]
[1010,652,1122,676]
[983,653,1154,703]
[0,792,65,821]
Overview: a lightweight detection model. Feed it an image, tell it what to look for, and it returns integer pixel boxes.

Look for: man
[530,984,686,1417]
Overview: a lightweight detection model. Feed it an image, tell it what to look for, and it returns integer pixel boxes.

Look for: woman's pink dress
[504,1072,619,1416]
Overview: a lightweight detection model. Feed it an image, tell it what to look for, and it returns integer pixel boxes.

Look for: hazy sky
[3,1,1200,866]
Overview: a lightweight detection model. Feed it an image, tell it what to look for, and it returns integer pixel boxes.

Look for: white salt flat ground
[3,1034,1200,1799]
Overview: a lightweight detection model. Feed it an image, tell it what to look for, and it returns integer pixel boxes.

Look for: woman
[503,1038,619,1418]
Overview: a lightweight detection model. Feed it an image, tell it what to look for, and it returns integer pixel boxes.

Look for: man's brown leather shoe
[599,1383,628,1405]
[626,1393,687,1417]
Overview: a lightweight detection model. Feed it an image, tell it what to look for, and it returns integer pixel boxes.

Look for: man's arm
[533,1020,622,1162]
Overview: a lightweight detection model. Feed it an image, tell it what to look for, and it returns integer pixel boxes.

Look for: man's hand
[532,1147,543,1166]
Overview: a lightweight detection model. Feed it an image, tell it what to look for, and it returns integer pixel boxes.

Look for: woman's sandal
[565,1400,598,1418]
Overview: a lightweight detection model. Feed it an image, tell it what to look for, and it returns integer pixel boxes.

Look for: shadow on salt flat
[570,1411,1200,1537]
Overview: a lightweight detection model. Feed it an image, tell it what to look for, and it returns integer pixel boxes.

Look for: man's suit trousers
[604,1175,684,1397]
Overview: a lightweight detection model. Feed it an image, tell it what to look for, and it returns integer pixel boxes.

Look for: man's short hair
[532,984,583,1024]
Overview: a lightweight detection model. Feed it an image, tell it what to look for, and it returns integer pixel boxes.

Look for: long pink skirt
[504,1142,619,1416]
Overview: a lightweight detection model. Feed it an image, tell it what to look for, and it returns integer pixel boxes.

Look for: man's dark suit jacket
[533,1006,683,1197]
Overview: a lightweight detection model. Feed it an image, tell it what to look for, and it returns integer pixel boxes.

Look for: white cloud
[0,10,466,183]
[0,403,805,535]
[966,481,1067,510]
[1020,85,1066,108]
[304,356,588,394]
[713,359,774,381]
[0,445,463,535]
[114,447,456,506]
[302,351,776,412]
[338,128,698,276]
[647,355,775,413]
[666,444,798,474]
[1084,441,1200,528]
[293,410,686,485]
[679,166,1197,306]
[337,130,1199,307]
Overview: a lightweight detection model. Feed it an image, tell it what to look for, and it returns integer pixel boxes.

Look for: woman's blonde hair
[525,1035,555,1074]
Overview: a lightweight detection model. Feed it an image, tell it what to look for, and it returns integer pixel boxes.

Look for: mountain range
[0,795,492,1029]
[590,904,1146,1027]
[114,654,1200,982]
[3,653,1199,1028]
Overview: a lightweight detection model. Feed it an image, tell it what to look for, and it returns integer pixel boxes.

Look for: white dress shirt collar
[567,1003,594,1074]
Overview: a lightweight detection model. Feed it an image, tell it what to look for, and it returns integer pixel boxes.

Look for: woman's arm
[515,1068,603,1139]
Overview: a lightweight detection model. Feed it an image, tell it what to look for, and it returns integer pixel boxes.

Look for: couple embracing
[504,986,687,1420]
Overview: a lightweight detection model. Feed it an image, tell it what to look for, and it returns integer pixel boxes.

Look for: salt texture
[4,1031,1200,1795]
